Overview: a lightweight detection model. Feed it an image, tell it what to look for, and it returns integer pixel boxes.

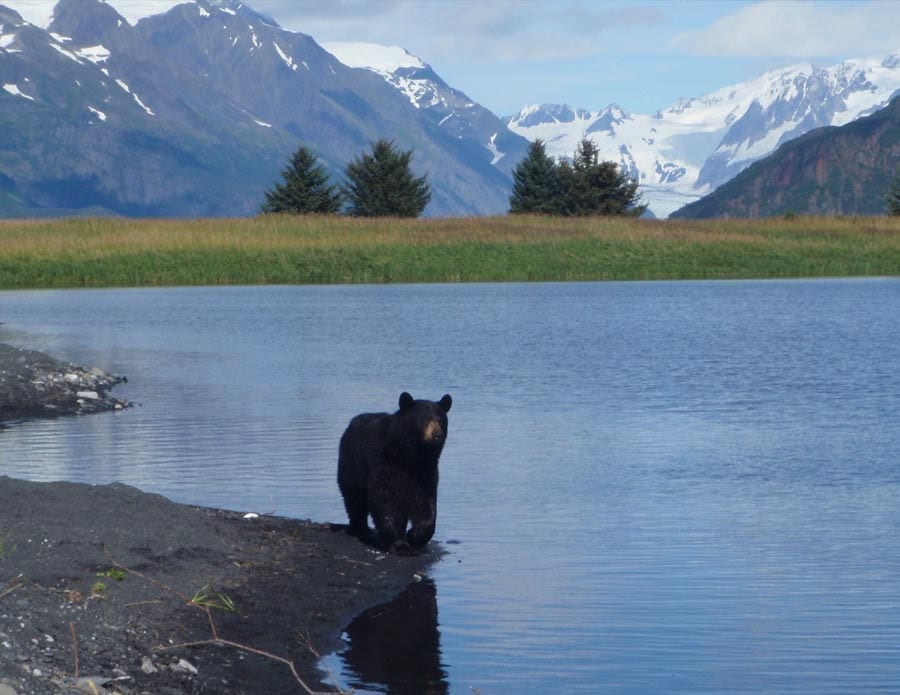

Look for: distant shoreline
[0,215,897,288]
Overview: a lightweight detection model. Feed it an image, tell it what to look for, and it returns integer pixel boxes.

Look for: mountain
[0,0,523,217]
[320,42,529,179]
[669,96,900,218]
[505,54,900,217]
[2,0,898,220]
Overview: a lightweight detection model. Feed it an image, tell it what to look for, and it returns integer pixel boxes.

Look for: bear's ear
[438,394,452,413]
[399,392,415,411]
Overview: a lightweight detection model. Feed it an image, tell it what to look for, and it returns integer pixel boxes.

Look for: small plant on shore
[90,581,107,597]
[96,567,126,581]
[190,583,236,613]
[102,551,348,694]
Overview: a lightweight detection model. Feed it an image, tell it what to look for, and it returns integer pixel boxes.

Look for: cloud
[264,0,664,63]
[670,1,900,58]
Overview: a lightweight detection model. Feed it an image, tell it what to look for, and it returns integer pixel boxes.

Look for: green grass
[0,214,897,288]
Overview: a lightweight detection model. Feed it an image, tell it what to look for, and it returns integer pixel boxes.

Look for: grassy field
[0,214,898,289]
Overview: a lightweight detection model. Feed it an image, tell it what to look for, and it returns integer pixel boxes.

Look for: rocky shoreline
[0,343,130,421]
[0,345,438,694]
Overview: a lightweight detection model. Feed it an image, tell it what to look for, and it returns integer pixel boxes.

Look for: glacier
[505,53,900,217]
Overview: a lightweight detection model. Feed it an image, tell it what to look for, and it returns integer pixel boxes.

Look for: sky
[9,0,900,116]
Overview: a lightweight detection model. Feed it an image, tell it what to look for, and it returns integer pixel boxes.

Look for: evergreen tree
[261,145,342,214]
[508,139,563,214]
[563,139,646,217]
[888,173,900,216]
[343,139,431,217]
[507,138,646,217]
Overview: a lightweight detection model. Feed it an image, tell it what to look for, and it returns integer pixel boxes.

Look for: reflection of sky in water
[1,279,899,693]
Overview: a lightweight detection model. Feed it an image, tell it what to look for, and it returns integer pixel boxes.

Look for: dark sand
[0,344,438,694]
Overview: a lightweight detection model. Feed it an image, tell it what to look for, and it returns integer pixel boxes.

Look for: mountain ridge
[2,0,898,219]
[505,53,900,217]
[670,95,900,218]
[0,0,524,217]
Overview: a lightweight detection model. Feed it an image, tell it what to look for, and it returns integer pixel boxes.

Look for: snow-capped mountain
[671,95,900,218]
[2,0,898,219]
[506,54,900,217]
[321,41,528,177]
[0,0,521,217]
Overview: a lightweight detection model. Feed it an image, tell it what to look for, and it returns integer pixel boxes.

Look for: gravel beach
[0,344,438,694]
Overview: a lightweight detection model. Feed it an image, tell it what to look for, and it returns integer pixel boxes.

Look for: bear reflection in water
[339,579,448,695]
[338,392,452,555]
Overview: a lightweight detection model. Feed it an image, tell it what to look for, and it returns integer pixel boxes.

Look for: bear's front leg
[373,508,416,554]
[406,503,436,550]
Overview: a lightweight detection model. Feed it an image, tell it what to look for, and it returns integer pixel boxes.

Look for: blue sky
[12,0,900,116]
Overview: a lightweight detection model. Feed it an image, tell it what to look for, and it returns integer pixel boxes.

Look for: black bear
[338,391,452,554]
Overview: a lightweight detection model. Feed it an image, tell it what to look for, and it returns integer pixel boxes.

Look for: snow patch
[114,79,155,115]
[49,41,80,62]
[3,83,34,100]
[486,133,505,165]
[322,41,436,109]
[88,106,107,122]
[132,92,155,116]
[321,42,424,74]
[75,45,110,64]
[273,42,297,71]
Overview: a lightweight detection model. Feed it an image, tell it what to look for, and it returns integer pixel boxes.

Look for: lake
[1,278,898,694]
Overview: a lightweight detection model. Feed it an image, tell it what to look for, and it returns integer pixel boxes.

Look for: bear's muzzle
[423,419,445,443]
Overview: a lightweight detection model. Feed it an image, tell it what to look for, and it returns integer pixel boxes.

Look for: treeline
[263,137,645,218]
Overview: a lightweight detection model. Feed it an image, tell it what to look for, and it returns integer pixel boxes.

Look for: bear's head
[398,391,452,449]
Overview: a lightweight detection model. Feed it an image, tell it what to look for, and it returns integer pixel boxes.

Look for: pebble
[140,655,158,674]
[172,657,198,674]
[74,677,110,694]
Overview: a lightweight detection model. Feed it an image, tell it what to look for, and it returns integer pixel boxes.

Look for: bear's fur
[338,391,452,554]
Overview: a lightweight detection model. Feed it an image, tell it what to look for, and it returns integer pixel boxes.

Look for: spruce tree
[508,139,562,214]
[564,139,645,216]
[888,174,900,216]
[343,139,431,217]
[261,145,342,214]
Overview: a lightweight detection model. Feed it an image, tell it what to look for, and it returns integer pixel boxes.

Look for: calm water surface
[1,279,898,694]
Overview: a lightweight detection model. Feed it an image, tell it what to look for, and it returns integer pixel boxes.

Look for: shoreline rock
[0,343,130,421]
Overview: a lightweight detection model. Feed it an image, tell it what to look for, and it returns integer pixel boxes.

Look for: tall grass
[0,214,897,288]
